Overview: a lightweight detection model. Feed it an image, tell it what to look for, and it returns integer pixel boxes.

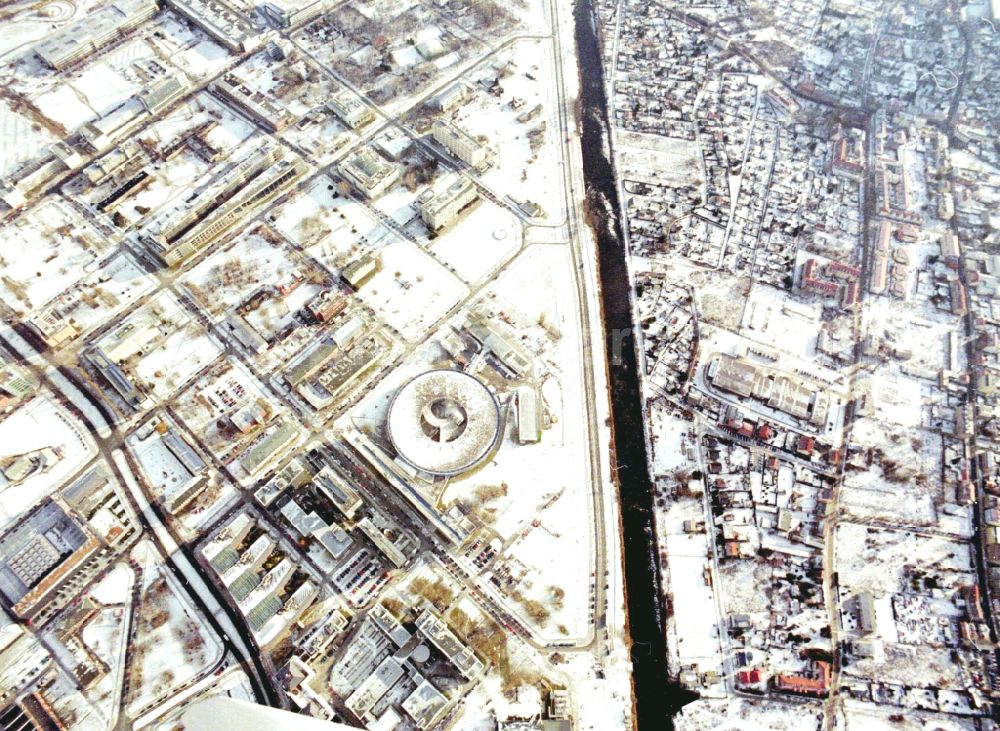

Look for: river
[572,1,700,728]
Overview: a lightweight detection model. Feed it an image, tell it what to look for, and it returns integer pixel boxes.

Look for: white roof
[182,697,353,731]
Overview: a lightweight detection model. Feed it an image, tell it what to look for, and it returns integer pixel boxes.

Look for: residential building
[432,120,490,168]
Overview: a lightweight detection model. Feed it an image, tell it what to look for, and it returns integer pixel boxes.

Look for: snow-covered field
[0,198,110,312]
[357,238,468,342]
[0,392,97,530]
[95,291,223,407]
[675,698,823,731]
[835,522,972,596]
[172,358,284,462]
[181,227,323,321]
[274,177,401,268]
[659,496,726,695]
[0,101,56,177]
[427,199,522,284]
[40,253,157,340]
[452,38,567,221]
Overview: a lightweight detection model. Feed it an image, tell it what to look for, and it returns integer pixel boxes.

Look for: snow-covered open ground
[0,392,97,530]
[356,238,468,342]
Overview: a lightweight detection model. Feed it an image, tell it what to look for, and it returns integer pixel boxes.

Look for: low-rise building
[163,0,261,53]
[516,386,540,444]
[138,75,190,116]
[327,92,375,130]
[306,290,347,322]
[240,421,301,477]
[342,254,381,290]
[432,82,474,113]
[338,147,399,199]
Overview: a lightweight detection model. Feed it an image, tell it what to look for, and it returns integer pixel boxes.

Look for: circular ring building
[386,370,501,478]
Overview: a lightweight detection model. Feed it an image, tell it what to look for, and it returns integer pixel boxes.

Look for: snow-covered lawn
[126,541,224,716]
[427,199,521,284]
[0,101,56,177]
[181,227,324,321]
[274,178,400,268]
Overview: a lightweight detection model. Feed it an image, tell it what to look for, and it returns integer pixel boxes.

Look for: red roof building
[737,668,763,685]
[774,661,830,697]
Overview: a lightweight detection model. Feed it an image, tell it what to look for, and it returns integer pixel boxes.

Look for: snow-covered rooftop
[387,369,500,477]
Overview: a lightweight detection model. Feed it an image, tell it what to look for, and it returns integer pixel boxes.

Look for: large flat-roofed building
[387,370,501,478]
[212,74,294,132]
[286,327,389,411]
[465,317,533,377]
[259,0,330,27]
[327,92,374,130]
[330,603,478,729]
[138,74,189,115]
[707,354,829,427]
[0,499,100,623]
[338,147,399,199]
[149,147,307,267]
[239,421,301,477]
[33,0,158,70]
[418,175,478,231]
[706,355,756,397]
[163,0,260,52]
[346,656,405,718]
[0,627,52,707]
[432,120,490,168]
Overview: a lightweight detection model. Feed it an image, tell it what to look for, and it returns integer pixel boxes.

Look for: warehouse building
[707,354,830,426]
